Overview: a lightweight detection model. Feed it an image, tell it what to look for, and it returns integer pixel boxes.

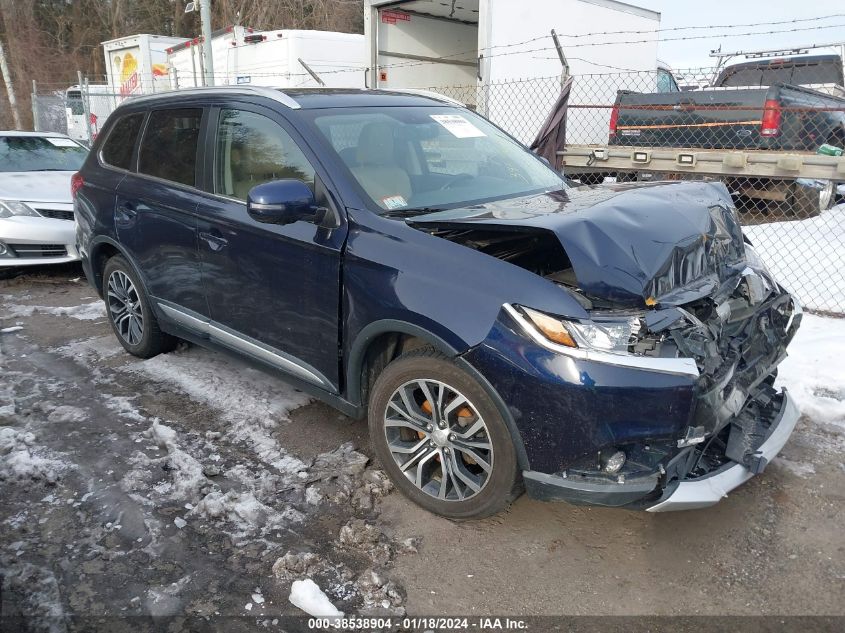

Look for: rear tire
[368,348,521,519]
[103,255,177,359]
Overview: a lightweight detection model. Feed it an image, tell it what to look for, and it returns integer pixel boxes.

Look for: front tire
[103,255,176,359]
[368,348,520,519]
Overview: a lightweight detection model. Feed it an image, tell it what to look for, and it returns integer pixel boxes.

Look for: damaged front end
[410,181,803,510]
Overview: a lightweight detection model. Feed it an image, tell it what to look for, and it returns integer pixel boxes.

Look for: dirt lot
[1,266,844,631]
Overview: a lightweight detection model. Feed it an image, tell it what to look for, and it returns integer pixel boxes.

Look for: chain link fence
[26,64,845,314]
[432,65,845,314]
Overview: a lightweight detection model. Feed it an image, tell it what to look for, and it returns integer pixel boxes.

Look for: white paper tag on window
[430,114,485,138]
[381,195,407,209]
[46,137,80,148]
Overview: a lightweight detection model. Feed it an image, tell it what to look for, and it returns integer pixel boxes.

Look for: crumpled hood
[0,171,75,204]
[407,180,747,307]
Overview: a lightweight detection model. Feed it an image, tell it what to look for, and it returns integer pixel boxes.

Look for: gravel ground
[1,265,843,632]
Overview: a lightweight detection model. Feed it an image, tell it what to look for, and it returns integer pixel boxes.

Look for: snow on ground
[3,301,107,321]
[744,204,845,313]
[0,426,71,483]
[289,578,344,619]
[134,347,311,475]
[777,313,845,433]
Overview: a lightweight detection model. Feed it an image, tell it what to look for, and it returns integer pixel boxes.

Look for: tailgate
[611,89,769,149]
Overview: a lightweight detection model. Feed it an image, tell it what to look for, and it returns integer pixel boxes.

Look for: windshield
[310,106,565,213]
[0,136,88,173]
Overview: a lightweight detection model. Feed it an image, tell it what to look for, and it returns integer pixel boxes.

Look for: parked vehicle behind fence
[75,87,801,518]
[608,54,845,214]
[0,131,87,268]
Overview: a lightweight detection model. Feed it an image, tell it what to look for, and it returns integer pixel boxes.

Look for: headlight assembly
[518,306,642,355]
[0,200,40,219]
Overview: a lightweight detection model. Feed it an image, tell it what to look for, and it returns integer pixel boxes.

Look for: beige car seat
[350,122,412,206]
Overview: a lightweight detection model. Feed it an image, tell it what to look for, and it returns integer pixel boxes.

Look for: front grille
[8,243,68,258]
[36,209,74,221]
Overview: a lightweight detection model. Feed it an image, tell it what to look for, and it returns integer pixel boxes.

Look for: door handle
[199,231,228,251]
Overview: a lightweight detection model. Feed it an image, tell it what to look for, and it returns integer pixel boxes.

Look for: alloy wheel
[384,379,493,502]
[107,270,144,346]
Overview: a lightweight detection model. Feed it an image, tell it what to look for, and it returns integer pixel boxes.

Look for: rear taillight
[609,104,620,136]
[71,172,84,199]
[760,99,781,137]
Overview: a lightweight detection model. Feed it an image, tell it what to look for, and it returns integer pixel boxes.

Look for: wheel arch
[346,320,461,410]
[89,237,145,298]
[347,319,530,470]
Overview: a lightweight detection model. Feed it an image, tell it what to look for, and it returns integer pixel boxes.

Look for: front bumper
[0,216,79,267]
[522,388,800,511]
[646,389,799,511]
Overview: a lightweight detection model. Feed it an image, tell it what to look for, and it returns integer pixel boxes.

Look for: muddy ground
[1,266,843,631]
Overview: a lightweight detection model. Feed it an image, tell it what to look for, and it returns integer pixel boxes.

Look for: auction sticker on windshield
[46,137,81,147]
[381,195,408,209]
[430,114,486,138]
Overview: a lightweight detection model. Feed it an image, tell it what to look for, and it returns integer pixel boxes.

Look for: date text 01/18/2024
[307,617,529,630]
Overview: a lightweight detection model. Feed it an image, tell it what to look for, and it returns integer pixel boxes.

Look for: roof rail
[123,85,301,109]
[386,88,465,107]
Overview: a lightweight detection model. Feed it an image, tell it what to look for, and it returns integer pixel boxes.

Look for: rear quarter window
[101,113,145,170]
[138,108,202,187]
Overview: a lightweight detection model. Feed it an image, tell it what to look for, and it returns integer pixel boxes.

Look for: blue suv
[75,87,801,518]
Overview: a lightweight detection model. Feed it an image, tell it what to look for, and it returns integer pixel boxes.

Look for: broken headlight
[519,306,643,354]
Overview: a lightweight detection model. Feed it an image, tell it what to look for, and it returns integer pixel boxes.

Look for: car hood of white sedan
[0,171,75,204]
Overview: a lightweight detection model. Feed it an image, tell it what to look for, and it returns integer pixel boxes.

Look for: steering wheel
[439,173,475,190]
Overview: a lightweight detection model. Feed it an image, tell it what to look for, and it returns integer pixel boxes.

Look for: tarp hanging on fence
[529,76,573,170]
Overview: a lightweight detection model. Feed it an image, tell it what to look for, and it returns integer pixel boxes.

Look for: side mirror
[246,180,320,225]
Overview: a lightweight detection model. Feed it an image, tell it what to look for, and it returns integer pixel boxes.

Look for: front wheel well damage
[357,332,431,412]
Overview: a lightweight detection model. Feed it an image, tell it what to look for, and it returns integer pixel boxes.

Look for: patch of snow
[289,579,344,619]
[744,205,845,313]
[774,457,816,478]
[100,394,148,423]
[54,335,124,361]
[777,314,845,428]
[144,421,206,501]
[0,426,69,483]
[174,517,187,529]
[1,325,23,333]
[4,301,106,321]
[0,563,66,626]
[191,489,304,539]
[133,347,310,474]
[46,405,87,424]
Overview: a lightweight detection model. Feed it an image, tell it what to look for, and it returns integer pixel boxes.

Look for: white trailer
[364,0,661,143]
[167,27,366,89]
[102,34,189,99]
[64,84,118,145]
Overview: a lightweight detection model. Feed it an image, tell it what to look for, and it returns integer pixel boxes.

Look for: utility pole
[0,36,22,129]
[199,0,214,86]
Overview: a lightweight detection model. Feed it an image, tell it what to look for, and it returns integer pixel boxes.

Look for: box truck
[64,84,118,144]
[102,34,189,98]
[167,27,366,89]
[363,0,662,143]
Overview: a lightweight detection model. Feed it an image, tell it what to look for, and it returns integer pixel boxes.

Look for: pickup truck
[606,55,845,215]
[609,55,845,151]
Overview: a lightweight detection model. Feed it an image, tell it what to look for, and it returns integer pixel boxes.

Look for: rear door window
[101,113,145,170]
[138,108,202,187]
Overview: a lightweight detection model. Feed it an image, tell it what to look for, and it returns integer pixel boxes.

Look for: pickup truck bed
[610,83,845,151]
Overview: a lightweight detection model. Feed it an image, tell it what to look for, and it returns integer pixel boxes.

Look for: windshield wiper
[383,206,445,218]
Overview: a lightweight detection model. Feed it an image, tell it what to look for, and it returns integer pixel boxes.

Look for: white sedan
[0,131,88,267]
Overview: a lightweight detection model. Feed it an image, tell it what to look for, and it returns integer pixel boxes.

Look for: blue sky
[634,0,845,68]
